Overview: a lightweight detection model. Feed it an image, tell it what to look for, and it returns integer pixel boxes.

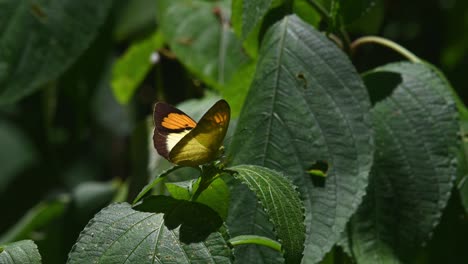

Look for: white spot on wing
[166,130,190,152]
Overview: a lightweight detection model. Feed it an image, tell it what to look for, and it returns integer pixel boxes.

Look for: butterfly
[153,99,230,167]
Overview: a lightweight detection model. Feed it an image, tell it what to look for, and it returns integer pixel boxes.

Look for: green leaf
[231,165,305,264]
[166,177,230,220]
[111,31,164,104]
[222,62,257,118]
[155,0,251,88]
[293,0,322,27]
[228,15,373,263]
[0,0,113,104]
[134,195,223,243]
[165,181,192,200]
[0,240,42,264]
[0,121,36,193]
[68,203,232,263]
[232,0,276,39]
[0,195,70,243]
[347,62,459,263]
[226,179,284,263]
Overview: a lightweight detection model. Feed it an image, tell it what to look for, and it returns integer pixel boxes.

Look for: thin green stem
[228,235,282,252]
[351,36,422,63]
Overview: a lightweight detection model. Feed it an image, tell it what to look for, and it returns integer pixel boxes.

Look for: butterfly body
[153,100,230,166]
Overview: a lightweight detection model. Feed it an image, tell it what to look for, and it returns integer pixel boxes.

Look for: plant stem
[228,235,282,252]
[351,36,422,63]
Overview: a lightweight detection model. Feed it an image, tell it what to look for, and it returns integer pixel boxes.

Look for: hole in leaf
[296,72,307,88]
[363,71,402,105]
[308,160,329,187]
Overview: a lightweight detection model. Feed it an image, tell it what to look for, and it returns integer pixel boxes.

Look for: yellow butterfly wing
[169,100,230,166]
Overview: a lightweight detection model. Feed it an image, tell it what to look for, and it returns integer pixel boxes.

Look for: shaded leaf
[0,0,113,104]
[155,0,251,88]
[347,62,459,263]
[340,0,377,25]
[0,240,41,264]
[71,181,118,222]
[113,0,157,41]
[134,196,223,243]
[228,15,373,263]
[0,121,36,193]
[232,0,276,39]
[231,165,305,264]
[0,195,69,243]
[166,177,230,220]
[68,203,232,263]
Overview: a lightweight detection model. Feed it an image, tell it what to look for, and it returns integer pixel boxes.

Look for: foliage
[1,0,467,264]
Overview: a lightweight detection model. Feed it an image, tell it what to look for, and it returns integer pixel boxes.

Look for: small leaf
[347,62,459,263]
[111,31,164,104]
[68,203,232,263]
[0,240,42,264]
[134,196,223,243]
[231,165,305,264]
[0,0,113,104]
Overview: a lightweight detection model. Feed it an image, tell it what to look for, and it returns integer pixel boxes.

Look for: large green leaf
[155,0,254,115]
[156,0,250,88]
[231,165,305,264]
[0,0,113,104]
[0,240,42,264]
[67,203,232,263]
[228,15,373,263]
[347,62,459,263]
